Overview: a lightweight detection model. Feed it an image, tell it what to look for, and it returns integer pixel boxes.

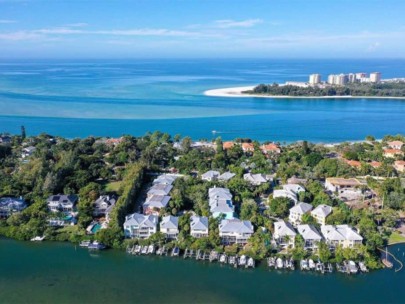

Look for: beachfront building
[208,187,235,219]
[370,72,381,83]
[243,173,270,186]
[297,224,323,250]
[147,183,173,197]
[201,170,220,182]
[383,149,404,158]
[311,204,333,225]
[394,160,405,173]
[124,213,158,239]
[160,215,179,240]
[143,195,171,216]
[321,225,363,249]
[0,197,27,218]
[190,216,209,238]
[93,195,117,217]
[273,184,305,204]
[218,172,235,182]
[241,143,255,153]
[47,194,78,213]
[219,219,254,245]
[288,202,313,226]
[273,220,296,249]
[309,74,321,84]
[260,143,281,154]
[222,141,234,150]
[387,140,404,150]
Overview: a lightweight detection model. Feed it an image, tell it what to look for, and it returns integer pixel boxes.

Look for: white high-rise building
[348,73,356,83]
[309,74,321,84]
[335,74,348,86]
[327,74,336,84]
[355,73,367,80]
[370,72,381,83]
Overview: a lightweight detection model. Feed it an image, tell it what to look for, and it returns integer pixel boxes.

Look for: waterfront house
[190,216,209,238]
[394,160,405,172]
[383,149,404,158]
[219,219,254,245]
[123,213,158,239]
[47,194,78,213]
[0,197,27,218]
[201,170,220,181]
[208,187,235,219]
[222,141,234,150]
[48,216,77,227]
[321,225,363,249]
[273,184,305,204]
[160,215,179,240]
[344,159,362,168]
[243,173,270,186]
[260,143,281,154]
[297,224,323,250]
[147,183,173,197]
[21,146,36,158]
[311,204,333,225]
[153,174,177,185]
[218,171,235,182]
[143,195,171,216]
[387,140,404,150]
[273,220,296,249]
[241,142,255,153]
[369,161,382,168]
[191,141,216,150]
[288,202,313,226]
[93,195,117,217]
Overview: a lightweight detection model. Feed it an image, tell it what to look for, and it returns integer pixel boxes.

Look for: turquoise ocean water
[0,59,404,141]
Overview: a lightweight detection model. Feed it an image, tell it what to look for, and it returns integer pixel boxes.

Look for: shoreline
[204,86,405,99]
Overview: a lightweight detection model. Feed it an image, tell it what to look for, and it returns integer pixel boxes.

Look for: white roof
[218,172,235,181]
[153,174,177,185]
[311,204,333,218]
[243,173,268,184]
[283,184,305,194]
[290,202,313,215]
[219,219,253,234]
[274,220,296,237]
[209,187,232,200]
[124,213,158,228]
[147,184,173,196]
[143,195,171,209]
[191,216,209,231]
[202,170,220,179]
[321,225,363,242]
[297,224,323,241]
[160,215,179,230]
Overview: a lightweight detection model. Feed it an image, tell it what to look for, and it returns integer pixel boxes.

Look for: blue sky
[0,0,404,58]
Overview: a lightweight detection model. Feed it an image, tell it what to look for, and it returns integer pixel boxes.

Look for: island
[0,130,404,274]
[205,72,405,98]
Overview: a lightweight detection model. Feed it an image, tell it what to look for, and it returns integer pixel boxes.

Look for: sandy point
[204,86,256,97]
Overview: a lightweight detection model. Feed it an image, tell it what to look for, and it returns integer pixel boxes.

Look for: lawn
[388,231,405,244]
[105,180,123,192]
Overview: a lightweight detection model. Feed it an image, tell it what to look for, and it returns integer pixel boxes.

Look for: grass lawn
[105,180,123,192]
[388,231,405,244]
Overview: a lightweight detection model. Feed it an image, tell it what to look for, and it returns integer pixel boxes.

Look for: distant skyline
[0,0,404,59]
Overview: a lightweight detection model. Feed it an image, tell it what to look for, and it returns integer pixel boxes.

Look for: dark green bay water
[1,238,404,304]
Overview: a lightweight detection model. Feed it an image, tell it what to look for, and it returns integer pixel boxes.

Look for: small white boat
[147,244,155,254]
[247,257,255,268]
[171,247,180,256]
[219,254,227,263]
[79,240,91,247]
[276,258,284,269]
[30,236,45,242]
[88,241,106,250]
[308,259,316,270]
[316,261,325,273]
[268,257,276,268]
[134,245,141,254]
[141,246,148,254]
[239,255,247,266]
[300,259,309,270]
[359,262,368,272]
[228,256,236,265]
[347,260,358,274]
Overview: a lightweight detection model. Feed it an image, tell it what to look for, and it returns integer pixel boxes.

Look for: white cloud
[0,19,16,24]
[367,41,381,52]
[64,23,88,28]
[214,19,263,28]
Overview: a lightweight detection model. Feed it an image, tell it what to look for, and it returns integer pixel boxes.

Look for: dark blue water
[0,59,404,141]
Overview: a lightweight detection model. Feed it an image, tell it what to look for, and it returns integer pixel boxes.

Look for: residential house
[344,159,361,168]
[219,219,254,245]
[201,170,220,181]
[241,142,255,153]
[223,141,234,150]
[260,143,281,154]
[297,224,323,250]
[21,146,36,158]
[123,213,158,239]
[383,149,404,158]
[387,140,404,150]
[0,135,11,144]
[0,197,27,218]
[47,194,78,213]
[190,216,209,238]
[325,178,363,200]
[191,141,216,150]
[160,215,179,240]
[153,174,177,185]
[147,183,173,197]
[369,161,382,169]
[311,204,333,225]
[321,224,363,249]
[218,172,235,182]
[93,195,117,218]
[288,202,313,226]
[48,215,77,227]
[143,195,171,215]
[287,176,308,185]
[243,173,270,185]
[208,187,235,219]
[394,160,405,172]
[273,220,296,249]
[273,184,305,204]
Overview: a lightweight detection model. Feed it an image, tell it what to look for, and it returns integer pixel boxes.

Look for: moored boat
[79,240,91,247]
